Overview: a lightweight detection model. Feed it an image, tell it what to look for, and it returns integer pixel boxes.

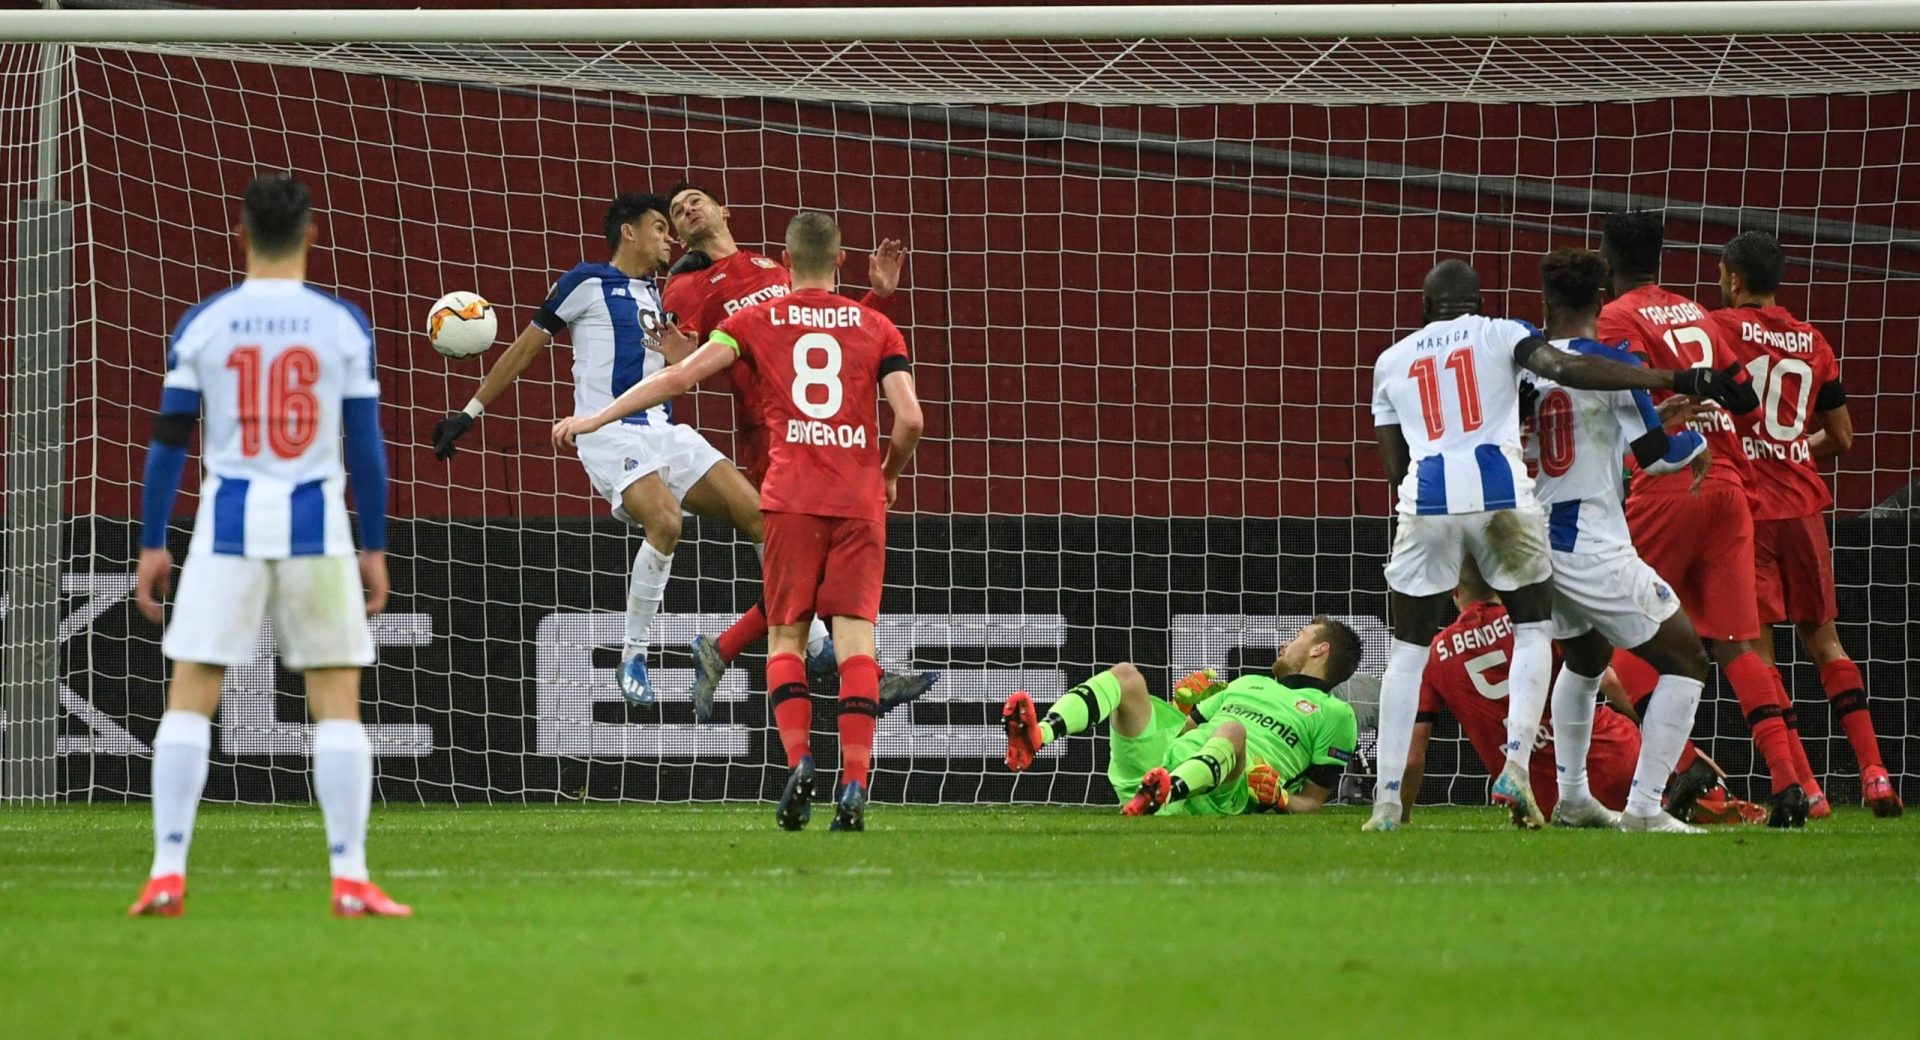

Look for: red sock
[1675,741,1701,774]
[837,655,880,789]
[1820,658,1885,773]
[1609,649,1660,701]
[1725,650,1799,795]
[716,603,770,664]
[768,652,812,766]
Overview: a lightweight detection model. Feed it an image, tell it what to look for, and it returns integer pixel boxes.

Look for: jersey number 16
[227,345,320,459]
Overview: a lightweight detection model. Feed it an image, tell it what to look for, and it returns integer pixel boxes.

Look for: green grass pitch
[4,803,1913,1038]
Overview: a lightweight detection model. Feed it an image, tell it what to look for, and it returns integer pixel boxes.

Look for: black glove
[1518,379,1539,422]
[1673,365,1759,414]
[668,249,713,277]
[432,411,475,460]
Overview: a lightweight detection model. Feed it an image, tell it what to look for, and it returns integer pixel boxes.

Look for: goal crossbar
[5,2,1920,43]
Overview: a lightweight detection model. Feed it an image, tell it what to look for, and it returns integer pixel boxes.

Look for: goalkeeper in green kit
[1003,618,1363,815]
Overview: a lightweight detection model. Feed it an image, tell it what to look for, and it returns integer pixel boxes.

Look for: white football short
[1549,545,1681,649]
[574,421,726,522]
[1383,506,1552,597]
[163,551,375,669]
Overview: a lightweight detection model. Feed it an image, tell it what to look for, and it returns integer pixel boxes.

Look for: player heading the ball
[554,212,925,833]
[129,174,407,918]
[431,193,791,707]
[1366,259,1752,833]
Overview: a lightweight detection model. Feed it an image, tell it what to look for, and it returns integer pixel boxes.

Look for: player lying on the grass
[1399,564,1767,829]
[1594,211,1816,825]
[129,175,408,918]
[1366,259,1753,833]
[1521,248,1723,833]
[1001,618,1363,816]
[429,193,824,707]
[554,212,923,832]
[1708,231,1901,818]
[657,181,934,722]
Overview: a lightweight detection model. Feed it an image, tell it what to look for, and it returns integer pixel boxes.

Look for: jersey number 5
[791,332,844,419]
[227,345,320,459]
[1410,348,1484,439]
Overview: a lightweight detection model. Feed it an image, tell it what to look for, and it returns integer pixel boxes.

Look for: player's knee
[1214,719,1247,752]
[644,508,683,549]
[1674,640,1710,682]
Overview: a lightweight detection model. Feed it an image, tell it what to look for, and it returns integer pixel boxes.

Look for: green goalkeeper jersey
[1189,674,1358,793]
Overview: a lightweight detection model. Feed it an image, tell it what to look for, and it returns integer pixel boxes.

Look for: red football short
[1625,484,1761,642]
[762,511,886,625]
[1752,513,1839,625]
[1529,707,1639,816]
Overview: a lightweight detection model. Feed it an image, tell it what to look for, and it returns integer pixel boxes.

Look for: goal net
[4,5,1916,807]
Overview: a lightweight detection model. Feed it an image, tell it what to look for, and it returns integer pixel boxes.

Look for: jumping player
[129,175,408,917]
[430,193,789,707]
[1000,619,1363,817]
[1523,248,1718,832]
[553,212,924,832]
[1366,259,1747,832]
[655,183,932,718]
[1709,231,1901,816]
[1597,212,1811,825]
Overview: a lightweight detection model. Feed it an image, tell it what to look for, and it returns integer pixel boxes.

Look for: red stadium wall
[56,51,1920,521]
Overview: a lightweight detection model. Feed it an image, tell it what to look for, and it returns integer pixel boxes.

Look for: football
[426,291,497,358]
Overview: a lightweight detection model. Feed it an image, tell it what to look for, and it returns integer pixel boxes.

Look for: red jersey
[1597,284,1753,497]
[713,288,909,523]
[664,250,891,479]
[1418,601,1638,814]
[1706,304,1844,521]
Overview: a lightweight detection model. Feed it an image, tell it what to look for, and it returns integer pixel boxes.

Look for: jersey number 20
[227,345,320,459]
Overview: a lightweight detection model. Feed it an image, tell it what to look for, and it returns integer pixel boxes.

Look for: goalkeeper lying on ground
[1002,617,1363,815]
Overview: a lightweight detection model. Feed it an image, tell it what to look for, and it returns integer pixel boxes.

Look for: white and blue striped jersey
[1522,338,1660,554]
[532,262,672,425]
[161,279,380,559]
[1371,314,1537,517]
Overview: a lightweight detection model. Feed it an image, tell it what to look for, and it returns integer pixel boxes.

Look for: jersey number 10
[1411,348,1484,440]
[227,345,320,459]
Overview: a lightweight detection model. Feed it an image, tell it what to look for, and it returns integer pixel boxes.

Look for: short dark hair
[604,192,669,252]
[1540,247,1608,316]
[1723,230,1786,294]
[1309,615,1363,689]
[242,174,311,257]
[665,181,720,229]
[784,211,841,277]
[1600,211,1665,280]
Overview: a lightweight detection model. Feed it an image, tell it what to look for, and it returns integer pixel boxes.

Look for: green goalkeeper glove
[1172,668,1226,715]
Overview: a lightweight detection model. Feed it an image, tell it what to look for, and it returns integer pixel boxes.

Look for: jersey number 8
[791,332,844,419]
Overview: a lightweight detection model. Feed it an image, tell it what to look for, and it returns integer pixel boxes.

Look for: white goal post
[2,3,1916,807]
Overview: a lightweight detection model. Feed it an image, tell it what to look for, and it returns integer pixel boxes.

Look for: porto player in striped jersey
[555,212,924,832]
[657,182,935,719]
[1596,212,1811,824]
[1710,232,1900,816]
[128,175,408,917]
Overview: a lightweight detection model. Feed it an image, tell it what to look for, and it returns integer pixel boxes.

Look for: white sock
[1373,639,1430,814]
[1551,668,1601,804]
[807,617,831,659]
[1503,621,1554,776]
[148,710,212,878]
[1628,674,1704,816]
[313,719,373,882]
[625,542,674,659]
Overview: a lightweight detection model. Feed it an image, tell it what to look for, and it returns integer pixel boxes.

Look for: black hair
[1309,615,1364,689]
[1722,230,1785,294]
[1600,211,1665,280]
[242,174,311,257]
[604,192,670,252]
[1539,247,1608,316]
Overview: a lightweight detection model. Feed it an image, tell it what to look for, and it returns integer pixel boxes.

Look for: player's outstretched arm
[431,322,553,459]
[551,339,736,449]
[134,387,201,624]
[858,239,907,312]
[1399,720,1432,824]
[879,367,924,507]
[1518,336,1758,412]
